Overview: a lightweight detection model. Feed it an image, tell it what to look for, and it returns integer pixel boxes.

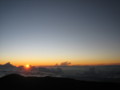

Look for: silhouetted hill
[0,74,120,90]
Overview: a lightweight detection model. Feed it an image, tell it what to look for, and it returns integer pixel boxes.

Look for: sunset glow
[25,64,30,69]
[0,0,120,67]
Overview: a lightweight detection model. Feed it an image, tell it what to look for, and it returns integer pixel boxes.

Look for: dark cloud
[60,61,71,66]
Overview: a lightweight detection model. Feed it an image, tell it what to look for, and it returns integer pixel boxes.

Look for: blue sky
[0,0,120,65]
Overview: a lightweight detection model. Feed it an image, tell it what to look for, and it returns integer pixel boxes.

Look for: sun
[25,64,30,68]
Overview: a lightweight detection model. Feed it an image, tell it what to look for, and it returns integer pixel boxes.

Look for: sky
[0,0,120,66]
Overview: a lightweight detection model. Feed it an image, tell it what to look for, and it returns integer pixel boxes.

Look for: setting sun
[25,64,30,68]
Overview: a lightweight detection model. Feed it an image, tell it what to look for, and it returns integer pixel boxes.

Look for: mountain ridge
[0,74,120,90]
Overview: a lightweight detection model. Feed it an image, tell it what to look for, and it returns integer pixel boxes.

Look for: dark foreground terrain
[0,74,120,90]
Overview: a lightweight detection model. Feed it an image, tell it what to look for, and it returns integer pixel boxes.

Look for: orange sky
[0,58,120,66]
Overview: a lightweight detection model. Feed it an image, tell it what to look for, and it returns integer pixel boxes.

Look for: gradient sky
[0,0,120,66]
